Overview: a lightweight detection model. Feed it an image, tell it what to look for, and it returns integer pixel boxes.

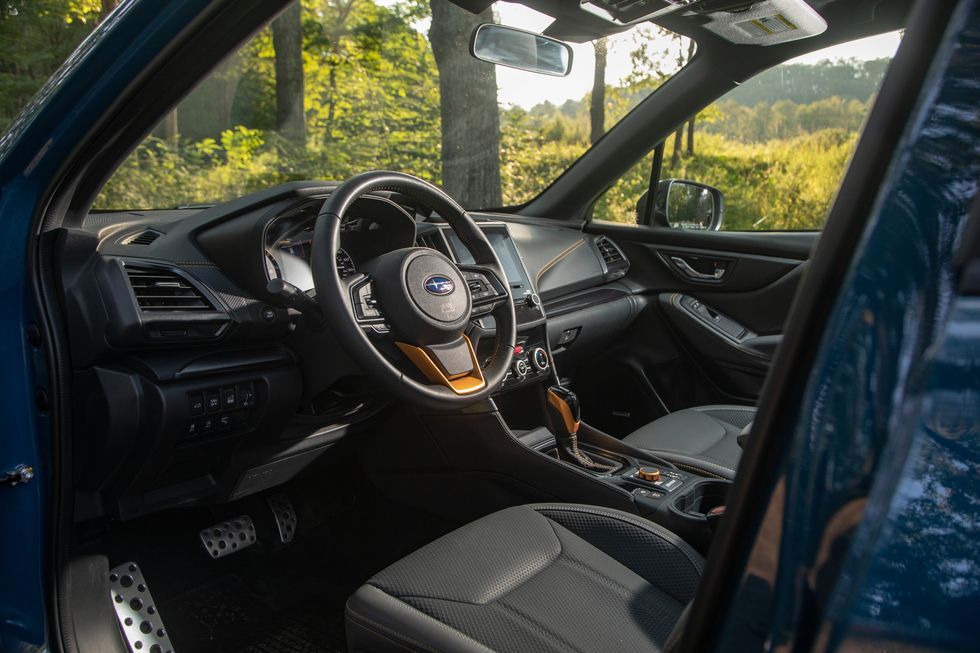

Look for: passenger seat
[623,405,754,479]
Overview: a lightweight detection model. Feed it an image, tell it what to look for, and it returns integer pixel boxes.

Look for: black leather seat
[623,405,755,479]
[345,503,703,653]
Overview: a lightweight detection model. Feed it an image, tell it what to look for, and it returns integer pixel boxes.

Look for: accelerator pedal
[266,493,298,543]
[199,515,257,559]
[109,562,175,653]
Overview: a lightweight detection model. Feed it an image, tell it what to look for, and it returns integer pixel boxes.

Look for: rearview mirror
[655,179,724,231]
[470,24,573,77]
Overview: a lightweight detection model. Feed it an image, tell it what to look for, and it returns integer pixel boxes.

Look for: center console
[405,221,728,555]
[524,429,731,554]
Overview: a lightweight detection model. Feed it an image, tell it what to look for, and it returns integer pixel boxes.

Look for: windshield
[91,0,689,212]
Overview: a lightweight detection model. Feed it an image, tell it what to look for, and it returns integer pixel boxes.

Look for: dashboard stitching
[535,239,586,288]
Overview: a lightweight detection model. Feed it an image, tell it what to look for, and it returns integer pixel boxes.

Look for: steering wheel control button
[350,278,386,325]
[531,347,550,371]
[336,249,356,278]
[462,270,500,302]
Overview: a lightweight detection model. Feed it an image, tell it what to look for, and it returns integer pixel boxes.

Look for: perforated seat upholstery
[623,405,756,479]
[345,503,703,653]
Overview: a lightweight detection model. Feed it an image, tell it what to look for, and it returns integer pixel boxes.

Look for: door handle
[669,256,726,280]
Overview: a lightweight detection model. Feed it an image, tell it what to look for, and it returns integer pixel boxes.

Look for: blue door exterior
[713,1,980,650]
[0,2,213,649]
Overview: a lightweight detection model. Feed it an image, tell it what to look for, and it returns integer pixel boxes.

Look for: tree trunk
[272,2,306,150]
[686,114,695,156]
[323,0,356,143]
[162,110,179,147]
[589,38,607,145]
[684,40,696,156]
[429,0,501,208]
[671,126,683,167]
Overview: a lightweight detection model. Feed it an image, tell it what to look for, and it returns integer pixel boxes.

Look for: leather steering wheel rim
[311,170,517,410]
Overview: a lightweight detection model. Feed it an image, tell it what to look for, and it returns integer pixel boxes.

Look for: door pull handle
[669,256,726,280]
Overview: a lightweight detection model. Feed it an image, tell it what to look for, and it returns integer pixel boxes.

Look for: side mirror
[470,24,573,77]
[654,179,724,231]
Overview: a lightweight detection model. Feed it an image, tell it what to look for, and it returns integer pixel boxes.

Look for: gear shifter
[546,386,615,472]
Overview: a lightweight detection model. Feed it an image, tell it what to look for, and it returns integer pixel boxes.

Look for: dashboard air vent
[123,229,163,246]
[125,266,215,312]
[596,236,624,265]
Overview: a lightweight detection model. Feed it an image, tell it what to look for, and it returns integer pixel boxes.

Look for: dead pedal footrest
[199,515,257,558]
[109,562,175,653]
[267,493,298,543]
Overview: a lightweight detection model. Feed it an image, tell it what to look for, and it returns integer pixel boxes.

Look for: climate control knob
[531,347,550,371]
[514,359,530,378]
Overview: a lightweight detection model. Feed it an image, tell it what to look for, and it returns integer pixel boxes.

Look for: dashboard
[64,181,633,520]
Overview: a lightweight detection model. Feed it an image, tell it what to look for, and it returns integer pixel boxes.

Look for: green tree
[0,0,102,132]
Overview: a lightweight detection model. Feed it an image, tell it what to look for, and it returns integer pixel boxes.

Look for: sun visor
[702,0,828,45]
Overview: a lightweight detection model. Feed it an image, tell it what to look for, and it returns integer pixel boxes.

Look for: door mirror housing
[654,179,724,230]
[470,24,573,77]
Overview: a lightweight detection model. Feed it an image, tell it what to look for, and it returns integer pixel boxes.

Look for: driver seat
[345,503,702,652]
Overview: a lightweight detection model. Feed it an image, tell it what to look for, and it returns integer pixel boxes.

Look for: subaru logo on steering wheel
[423,275,455,296]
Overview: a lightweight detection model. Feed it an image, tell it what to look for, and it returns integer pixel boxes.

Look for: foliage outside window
[594,36,899,229]
[0,0,688,213]
[80,0,687,211]
[0,1,896,228]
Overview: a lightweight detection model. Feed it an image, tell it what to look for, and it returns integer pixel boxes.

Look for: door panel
[575,223,817,434]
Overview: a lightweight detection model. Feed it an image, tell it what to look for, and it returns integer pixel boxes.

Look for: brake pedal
[199,515,257,558]
[109,562,176,653]
[267,493,297,543]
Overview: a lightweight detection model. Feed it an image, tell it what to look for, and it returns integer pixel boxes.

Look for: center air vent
[125,266,216,312]
[123,229,163,246]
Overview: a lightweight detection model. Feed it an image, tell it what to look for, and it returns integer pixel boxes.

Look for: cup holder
[671,479,731,519]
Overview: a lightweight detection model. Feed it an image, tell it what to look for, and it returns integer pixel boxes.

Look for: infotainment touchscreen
[443,225,532,298]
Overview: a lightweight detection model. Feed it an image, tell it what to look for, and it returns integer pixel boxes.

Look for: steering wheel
[311,171,517,410]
